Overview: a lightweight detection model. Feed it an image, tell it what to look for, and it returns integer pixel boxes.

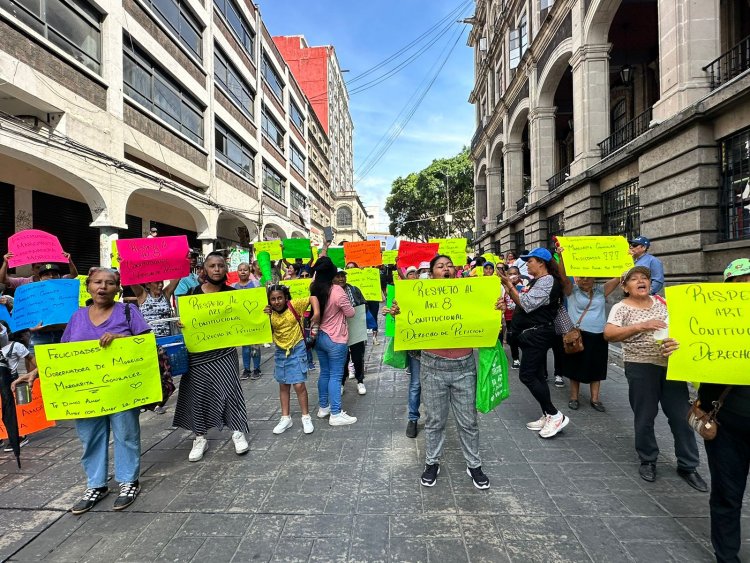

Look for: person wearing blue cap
[499,248,570,438]
[628,236,664,294]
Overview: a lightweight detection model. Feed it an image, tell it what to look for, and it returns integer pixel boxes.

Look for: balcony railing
[598,107,653,158]
[703,35,750,90]
[516,196,527,212]
[471,124,484,151]
[547,164,571,192]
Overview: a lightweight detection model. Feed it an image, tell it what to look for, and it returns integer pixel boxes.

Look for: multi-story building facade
[470,0,750,279]
[306,101,333,245]
[0,0,330,269]
[333,190,368,243]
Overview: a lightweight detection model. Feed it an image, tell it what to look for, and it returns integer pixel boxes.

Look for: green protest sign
[385,284,395,337]
[282,238,312,259]
[327,247,346,269]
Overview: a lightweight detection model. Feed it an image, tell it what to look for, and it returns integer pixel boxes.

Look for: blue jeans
[75,409,141,488]
[315,331,348,415]
[408,354,422,421]
[307,346,314,366]
[241,345,261,371]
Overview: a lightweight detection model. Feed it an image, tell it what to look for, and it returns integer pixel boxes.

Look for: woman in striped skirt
[173,252,250,462]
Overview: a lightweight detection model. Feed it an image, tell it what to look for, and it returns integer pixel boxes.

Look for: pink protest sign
[8,230,66,268]
[117,235,190,285]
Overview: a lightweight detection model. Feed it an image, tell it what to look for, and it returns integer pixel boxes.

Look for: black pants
[341,340,365,384]
[623,362,699,470]
[366,301,380,333]
[544,335,564,378]
[704,409,750,563]
[501,327,520,361]
[517,326,557,415]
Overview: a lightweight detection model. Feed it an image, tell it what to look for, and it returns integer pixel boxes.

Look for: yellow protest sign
[178,288,272,352]
[430,238,468,267]
[285,278,311,300]
[77,276,119,307]
[312,246,319,263]
[36,334,162,420]
[382,250,398,265]
[254,240,283,261]
[111,240,119,268]
[345,268,381,301]
[665,283,750,385]
[393,276,502,350]
[556,236,634,277]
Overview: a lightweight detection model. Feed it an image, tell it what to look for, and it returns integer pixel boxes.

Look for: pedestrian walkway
[0,340,746,562]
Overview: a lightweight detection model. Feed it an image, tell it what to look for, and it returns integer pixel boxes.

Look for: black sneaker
[240,369,250,381]
[71,487,109,515]
[113,481,140,511]
[4,436,29,452]
[406,420,418,439]
[467,466,490,490]
[250,369,262,380]
[420,463,440,487]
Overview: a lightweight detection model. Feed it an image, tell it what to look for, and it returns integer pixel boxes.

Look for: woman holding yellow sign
[604,266,706,491]
[59,268,151,515]
[173,252,250,462]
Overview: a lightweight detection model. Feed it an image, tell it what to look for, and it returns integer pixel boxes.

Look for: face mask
[418,272,430,279]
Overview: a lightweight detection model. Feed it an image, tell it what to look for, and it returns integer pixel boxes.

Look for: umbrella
[0,366,21,468]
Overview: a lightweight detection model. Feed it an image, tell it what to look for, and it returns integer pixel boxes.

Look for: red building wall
[273,36,330,134]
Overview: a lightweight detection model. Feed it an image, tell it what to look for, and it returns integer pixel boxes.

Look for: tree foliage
[384,148,474,241]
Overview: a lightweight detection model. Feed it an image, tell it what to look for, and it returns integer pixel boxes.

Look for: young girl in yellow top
[264,284,320,435]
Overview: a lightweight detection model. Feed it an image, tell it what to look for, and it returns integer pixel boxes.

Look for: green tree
[384,148,474,241]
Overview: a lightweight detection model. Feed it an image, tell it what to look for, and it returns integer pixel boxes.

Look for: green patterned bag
[476,340,510,413]
[383,337,407,369]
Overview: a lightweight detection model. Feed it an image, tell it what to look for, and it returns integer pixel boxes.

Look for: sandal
[568,399,579,410]
[590,401,606,412]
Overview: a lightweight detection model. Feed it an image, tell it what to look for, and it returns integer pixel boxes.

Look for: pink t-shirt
[7,276,33,288]
[320,284,355,344]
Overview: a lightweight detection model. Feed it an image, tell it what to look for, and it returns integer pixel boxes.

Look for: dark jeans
[366,301,380,333]
[704,409,750,563]
[501,327,519,361]
[341,340,365,384]
[516,325,557,416]
[623,362,699,470]
[544,335,564,378]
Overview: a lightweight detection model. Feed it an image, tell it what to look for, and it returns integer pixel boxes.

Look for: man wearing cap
[628,236,664,294]
[404,266,418,280]
[174,251,201,297]
[147,227,158,238]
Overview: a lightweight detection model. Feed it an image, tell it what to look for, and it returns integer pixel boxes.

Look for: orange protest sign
[344,241,382,267]
[0,379,55,438]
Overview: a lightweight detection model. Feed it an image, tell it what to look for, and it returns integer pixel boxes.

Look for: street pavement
[0,337,748,562]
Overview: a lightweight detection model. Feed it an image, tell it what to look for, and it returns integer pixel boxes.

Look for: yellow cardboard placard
[556,236,634,277]
[178,288,272,352]
[285,278,311,300]
[111,240,120,268]
[665,283,750,384]
[382,250,398,265]
[36,334,162,420]
[345,268,381,301]
[430,238,468,267]
[254,240,283,261]
[394,276,502,350]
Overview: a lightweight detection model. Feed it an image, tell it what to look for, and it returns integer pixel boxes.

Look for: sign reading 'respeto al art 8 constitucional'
[393,277,502,351]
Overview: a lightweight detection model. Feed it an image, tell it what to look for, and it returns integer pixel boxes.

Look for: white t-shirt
[1,342,30,375]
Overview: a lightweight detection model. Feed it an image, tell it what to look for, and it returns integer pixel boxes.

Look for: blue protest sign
[0,304,14,333]
[11,279,80,331]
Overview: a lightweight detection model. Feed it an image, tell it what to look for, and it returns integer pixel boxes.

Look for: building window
[290,100,304,130]
[514,229,525,254]
[337,206,352,228]
[213,0,254,60]
[290,188,305,211]
[262,54,284,100]
[509,28,520,69]
[519,14,528,55]
[143,0,202,59]
[611,98,628,133]
[123,38,204,144]
[720,129,750,241]
[540,0,554,20]
[215,119,255,180]
[290,143,305,174]
[602,179,640,241]
[494,61,504,101]
[261,106,284,152]
[547,212,564,250]
[1,0,102,72]
[214,46,254,118]
[262,161,285,200]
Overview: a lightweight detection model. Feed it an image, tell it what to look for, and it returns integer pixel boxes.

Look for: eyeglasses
[629,243,641,248]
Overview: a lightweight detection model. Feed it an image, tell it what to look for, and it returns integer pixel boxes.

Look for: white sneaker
[232,431,249,454]
[348,372,355,379]
[329,411,357,426]
[372,336,379,346]
[526,415,548,431]
[301,415,314,434]
[539,414,569,438]
[272,416,293,435]
[189,436,208,462]
[357,382,367,395]
[316,406,330,418]
[554,375,565,387]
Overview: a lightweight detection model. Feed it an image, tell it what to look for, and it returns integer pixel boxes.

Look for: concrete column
[529,106,557,203]
[14,187,33,231]
[486,167,503,228]
[475,184,487,231]
[200,239,214,255]
[503,143,524,219]
[99,227,118,268]
[652,0,720,121]
[570,44,611,174]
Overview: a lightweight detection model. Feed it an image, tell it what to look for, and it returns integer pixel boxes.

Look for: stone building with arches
[0,0,345,269]
[470,0,750,280]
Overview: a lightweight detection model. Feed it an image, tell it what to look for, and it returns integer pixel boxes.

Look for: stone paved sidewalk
[0,338,748,562]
